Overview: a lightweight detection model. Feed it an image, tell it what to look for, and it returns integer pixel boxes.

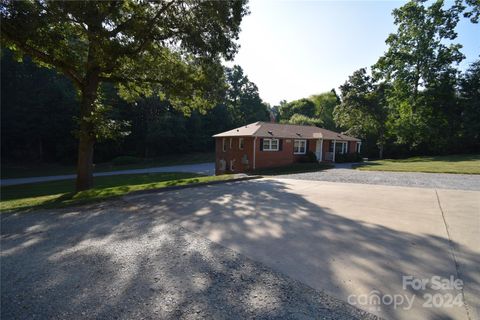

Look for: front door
[315,139,323,161]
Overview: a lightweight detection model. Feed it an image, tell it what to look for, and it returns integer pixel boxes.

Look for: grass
[253,162,333,176]
[0,172,233,212]
[355,154,480,174]
[1,152,215,179]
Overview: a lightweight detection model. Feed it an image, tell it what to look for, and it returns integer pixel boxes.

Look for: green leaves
[283,114,323,127]
[334,68,390,157]
[366,0,474,154]
[374,0,464,92]
[1,0,247,104]
[1,1,249,189]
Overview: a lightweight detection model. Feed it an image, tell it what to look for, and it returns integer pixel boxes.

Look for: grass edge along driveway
[1,172,233,212]
[1,152,214,179]
[356,154,480,174]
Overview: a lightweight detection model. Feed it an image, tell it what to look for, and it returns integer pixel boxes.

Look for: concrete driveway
[125,178,480,320]
[0,162,215,186]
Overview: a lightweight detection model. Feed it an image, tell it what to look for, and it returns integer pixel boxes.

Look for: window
[293,139,307,154]
[336,142,347,154]
[229,138,233,149]
[356,142,361,153]
[330,141,347,154]
[263,138,279,151]
[239,138,244,150]
[222,138,227,152]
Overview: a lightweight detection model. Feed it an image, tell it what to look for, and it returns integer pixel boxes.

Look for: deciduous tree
[334,68,389,158]
[1,0,247,190]
[373,0,465,149]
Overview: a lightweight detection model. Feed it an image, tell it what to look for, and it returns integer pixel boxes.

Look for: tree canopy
[1,0,479,172]
[333,0,479,158]
[334,69,389,158]
[277,91,340,130]
[1,0,248,190]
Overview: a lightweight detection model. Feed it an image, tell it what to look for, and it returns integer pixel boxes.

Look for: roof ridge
[250,121,262,136]
[258,121,317,129]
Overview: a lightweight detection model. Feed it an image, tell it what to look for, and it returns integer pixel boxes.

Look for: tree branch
[98,74,164,84]
[108,0,176,36]
[1,27,83,88]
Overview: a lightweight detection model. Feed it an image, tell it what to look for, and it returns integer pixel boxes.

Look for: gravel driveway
[275,168,480,191]
[1,200,377,320]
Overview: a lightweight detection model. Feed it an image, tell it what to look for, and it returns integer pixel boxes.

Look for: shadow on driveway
[1,179,478,319]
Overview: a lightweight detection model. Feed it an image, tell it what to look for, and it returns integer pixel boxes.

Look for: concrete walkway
[125,178,479,320]
[0,162,215,186]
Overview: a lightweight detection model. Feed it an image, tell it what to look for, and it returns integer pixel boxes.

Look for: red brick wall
[255,138,316,169]
[215,137,360,174]
[349,141,358,153]
[215,137,316,174]
[215,137,254,175]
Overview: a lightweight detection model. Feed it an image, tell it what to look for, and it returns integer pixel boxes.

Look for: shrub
[335,152,363,163]
[111,156,143,166]
[298,151,318,163]
[306,151,317,162]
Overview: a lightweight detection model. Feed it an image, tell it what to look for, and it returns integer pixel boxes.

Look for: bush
[306,151,317,162]
[298,151,318,163]
[111,156,143,166]
[335,152,363,163]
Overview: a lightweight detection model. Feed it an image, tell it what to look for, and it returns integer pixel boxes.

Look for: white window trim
[263,138,279,151]
[222,138,227,152]
[239,138,244,150]
[331,141,348,154]
[293,139,307,155]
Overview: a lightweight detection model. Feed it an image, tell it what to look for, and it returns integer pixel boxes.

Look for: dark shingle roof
[213,122,360,141]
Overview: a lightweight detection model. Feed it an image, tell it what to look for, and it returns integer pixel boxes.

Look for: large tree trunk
[379,144,384,159]
[76,135,95,191]
[75,72,99,192]
[378,130,385,159]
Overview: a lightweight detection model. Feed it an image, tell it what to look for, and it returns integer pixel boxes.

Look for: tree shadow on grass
[1,179,478,319]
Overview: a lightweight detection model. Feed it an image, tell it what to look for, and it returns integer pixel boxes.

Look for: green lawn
[356,154,480,174]
[1,172,233,212]
[1,152,214,179]
[253,162,333,176]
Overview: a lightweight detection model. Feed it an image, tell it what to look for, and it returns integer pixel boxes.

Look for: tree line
[1,0,479,191]
[275,0,479,159]
[1,52,269,163]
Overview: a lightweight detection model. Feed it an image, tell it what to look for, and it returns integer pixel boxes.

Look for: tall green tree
[279,98,316,121]
[285,113,323,127]
[458,59,480,150]
[1,0,247,191]
[1,49,77,162]
[309,90,340,130]
[225,65,270,125]
[373,0,465,149]
[334,68,389,158]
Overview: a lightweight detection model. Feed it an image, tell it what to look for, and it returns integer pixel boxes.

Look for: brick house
[213,121,361,175]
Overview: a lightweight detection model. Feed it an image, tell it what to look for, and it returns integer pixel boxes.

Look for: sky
[231,0,480,106]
